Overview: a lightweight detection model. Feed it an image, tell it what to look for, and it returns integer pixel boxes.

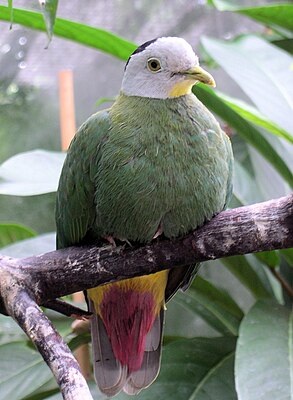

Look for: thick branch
[1,194,292,305]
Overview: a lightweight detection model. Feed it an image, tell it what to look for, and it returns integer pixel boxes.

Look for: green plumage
[56,89,233,396]
[56,36,234,396]
[56,93,233,249]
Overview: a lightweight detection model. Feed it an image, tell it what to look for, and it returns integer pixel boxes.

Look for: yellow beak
[181,66,216,87]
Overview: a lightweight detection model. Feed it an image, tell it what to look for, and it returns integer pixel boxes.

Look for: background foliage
[0,1,293,399]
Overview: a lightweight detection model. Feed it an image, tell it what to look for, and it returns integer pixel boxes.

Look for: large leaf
[222,256,273,300]
[233,160,263,205]
[193,85,293,188]
[218,93,293,144]
[0,315,26,345]
[273,38,293,55]
[0,232,56,257]
[0,223,36,248]
[209,1,293,33]
[39,0,59,42]
[0,341,53,400]
[174,276,243,336]
[0,6,135,60]
[0,150,65,196]
[235,300,293,400]
[280,248,293,267]
[201,35,293,135]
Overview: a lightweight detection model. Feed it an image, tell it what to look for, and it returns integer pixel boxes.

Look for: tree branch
[0,194,292,399]
[0,282,93,400]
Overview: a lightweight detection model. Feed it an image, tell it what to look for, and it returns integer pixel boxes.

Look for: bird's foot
[103,235,117,247]
[103,235,133,248]
[70,313,92,321]
[71,318,90,334]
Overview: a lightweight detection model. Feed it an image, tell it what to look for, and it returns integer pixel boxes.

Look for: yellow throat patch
[169,80,194,97]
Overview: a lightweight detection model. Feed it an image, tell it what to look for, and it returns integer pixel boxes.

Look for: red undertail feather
[100,286,156,372]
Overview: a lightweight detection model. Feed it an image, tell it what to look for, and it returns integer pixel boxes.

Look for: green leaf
[280,248,293,267]
[218,92,293,144]
[209,1,293,33]
[1,233,55,258]
[162,336,185,346]
[0,223,36,248]
[193,85,293,188]
[0,315,26,345]
[0,6,136,61]
[273,39,293,55]
[235,300,293,400]
[174,276,243,336]
[254,251,280,269]
[222,256,273,299]
[0,342,53,400]
[201,35,293,134]
[39,0,59,42]
[0,150,65,196]
[233,160,263,205]
[67,333,91,352]
[8,0,13,28]
[23,388,60,400]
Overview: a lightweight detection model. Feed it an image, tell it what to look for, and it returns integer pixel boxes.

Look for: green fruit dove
[56,36,233,397]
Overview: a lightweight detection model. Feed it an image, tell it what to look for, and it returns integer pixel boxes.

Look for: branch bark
[0,194,292,399]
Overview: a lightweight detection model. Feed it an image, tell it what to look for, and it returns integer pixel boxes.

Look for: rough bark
[0,194,292,399]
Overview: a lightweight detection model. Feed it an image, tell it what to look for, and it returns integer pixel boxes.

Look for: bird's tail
[88,271,168,397]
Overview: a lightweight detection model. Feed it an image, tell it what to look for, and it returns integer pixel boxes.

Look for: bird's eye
[147,58,162,72]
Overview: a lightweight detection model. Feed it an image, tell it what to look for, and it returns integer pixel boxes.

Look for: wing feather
[56,110,110,249]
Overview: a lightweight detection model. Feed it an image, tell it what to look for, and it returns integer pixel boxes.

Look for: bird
[55,36,233,397]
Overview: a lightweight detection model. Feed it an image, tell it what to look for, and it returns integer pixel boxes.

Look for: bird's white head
[121,37,215,99]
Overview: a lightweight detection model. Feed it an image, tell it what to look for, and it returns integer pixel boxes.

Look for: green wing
[56,110,110,249]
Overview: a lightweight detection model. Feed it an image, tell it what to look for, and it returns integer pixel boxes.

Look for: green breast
[92,93,232,242]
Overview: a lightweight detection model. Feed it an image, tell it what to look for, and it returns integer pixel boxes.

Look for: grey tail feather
[123,309,165,395]
[90,300,128,397]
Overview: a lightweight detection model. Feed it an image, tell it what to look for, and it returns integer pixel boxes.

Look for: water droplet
[7,83,19,95]
[15,50,25,60]
[18,61,27,69]
[19,36,27,46]
[1,44,11,54]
